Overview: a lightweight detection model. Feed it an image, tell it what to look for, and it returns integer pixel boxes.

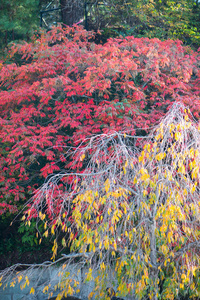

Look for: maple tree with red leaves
[0,24,200,216]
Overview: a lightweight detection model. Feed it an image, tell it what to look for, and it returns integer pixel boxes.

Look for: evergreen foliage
[0,0,39,48]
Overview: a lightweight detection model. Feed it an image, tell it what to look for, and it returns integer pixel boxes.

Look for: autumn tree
[0,25,200,265]
[0,103,199,300]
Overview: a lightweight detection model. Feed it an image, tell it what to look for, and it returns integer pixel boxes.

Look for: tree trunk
[60,0,84,26]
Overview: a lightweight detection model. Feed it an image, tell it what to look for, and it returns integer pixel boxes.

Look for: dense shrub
[0,25,200,216]
[0,25,200,300]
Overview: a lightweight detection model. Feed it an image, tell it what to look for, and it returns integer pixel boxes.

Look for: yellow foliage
[104,178,110,193]
[43,230,48,238]
[17,275,23,283]
[80,153,85,161]
[10,281,16,288]
[43,285,49,293]
[155,152,165,161]
[11,104,200,300]
[30,287,35,294]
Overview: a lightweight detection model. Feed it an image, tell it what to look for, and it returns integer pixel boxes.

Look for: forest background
[0,1,200,299]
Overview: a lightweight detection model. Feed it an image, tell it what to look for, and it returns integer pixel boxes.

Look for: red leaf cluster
[1,25,200,214]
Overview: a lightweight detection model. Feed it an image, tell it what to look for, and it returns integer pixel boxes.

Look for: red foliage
[0,25,200,214]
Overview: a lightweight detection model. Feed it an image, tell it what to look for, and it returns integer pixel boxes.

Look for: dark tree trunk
[60,0,84,26]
